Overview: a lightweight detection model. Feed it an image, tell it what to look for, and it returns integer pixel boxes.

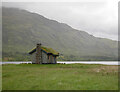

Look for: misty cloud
[2,1,118,40]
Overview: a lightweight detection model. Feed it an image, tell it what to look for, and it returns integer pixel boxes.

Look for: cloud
[2,1,118,40]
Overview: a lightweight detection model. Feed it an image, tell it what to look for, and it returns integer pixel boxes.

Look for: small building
[29,43,59,64]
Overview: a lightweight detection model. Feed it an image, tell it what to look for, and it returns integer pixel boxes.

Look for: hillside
[2,7,118,61]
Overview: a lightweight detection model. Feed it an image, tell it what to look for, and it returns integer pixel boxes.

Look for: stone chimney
[36,43,42,64]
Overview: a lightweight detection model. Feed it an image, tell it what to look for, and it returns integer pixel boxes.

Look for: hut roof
[28,46,59,56]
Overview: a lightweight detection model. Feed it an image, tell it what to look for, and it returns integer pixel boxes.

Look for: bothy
[29,43,59,64]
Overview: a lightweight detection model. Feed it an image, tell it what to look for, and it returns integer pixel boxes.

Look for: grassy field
[2,64,119,90]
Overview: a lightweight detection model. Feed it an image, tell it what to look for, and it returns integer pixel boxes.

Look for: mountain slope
[2,7,118,61]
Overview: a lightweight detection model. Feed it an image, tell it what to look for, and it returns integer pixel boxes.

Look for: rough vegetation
[29,46,59,55]
[2,64,119,90]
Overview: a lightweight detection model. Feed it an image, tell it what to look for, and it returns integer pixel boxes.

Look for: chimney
[36,43,42,64]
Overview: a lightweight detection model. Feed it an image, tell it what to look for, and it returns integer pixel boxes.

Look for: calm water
[58,61,119,65]
[1,61,119,65]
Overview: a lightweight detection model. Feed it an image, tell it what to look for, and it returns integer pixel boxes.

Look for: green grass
[28,46,59,55]
[2,64,118,90]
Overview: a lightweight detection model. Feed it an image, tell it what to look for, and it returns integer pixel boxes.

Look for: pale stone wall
[31,51,57,64]
[31,52,36,64]
[54,57,56,64]
[42,51,48,63]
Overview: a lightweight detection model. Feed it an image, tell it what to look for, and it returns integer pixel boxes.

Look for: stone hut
[29,43,59,64]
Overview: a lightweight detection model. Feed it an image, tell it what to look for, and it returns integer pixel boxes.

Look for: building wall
[42,51,48,63]
[50,55,53,63]
[48,55,50,63]
[31,52,36,64]
[31,51,57,64]
[53,56,56,64]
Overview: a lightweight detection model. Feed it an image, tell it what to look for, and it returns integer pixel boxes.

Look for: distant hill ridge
[2,7,118,61]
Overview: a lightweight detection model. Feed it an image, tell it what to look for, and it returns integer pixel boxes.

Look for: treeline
[2,52,31,61]
[57,55,118,61]
[2,52,118,61]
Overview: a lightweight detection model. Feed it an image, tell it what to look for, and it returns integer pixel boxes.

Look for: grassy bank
[2,64,118,90]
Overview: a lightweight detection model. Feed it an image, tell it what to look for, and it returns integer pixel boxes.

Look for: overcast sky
[2,0,119,40]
